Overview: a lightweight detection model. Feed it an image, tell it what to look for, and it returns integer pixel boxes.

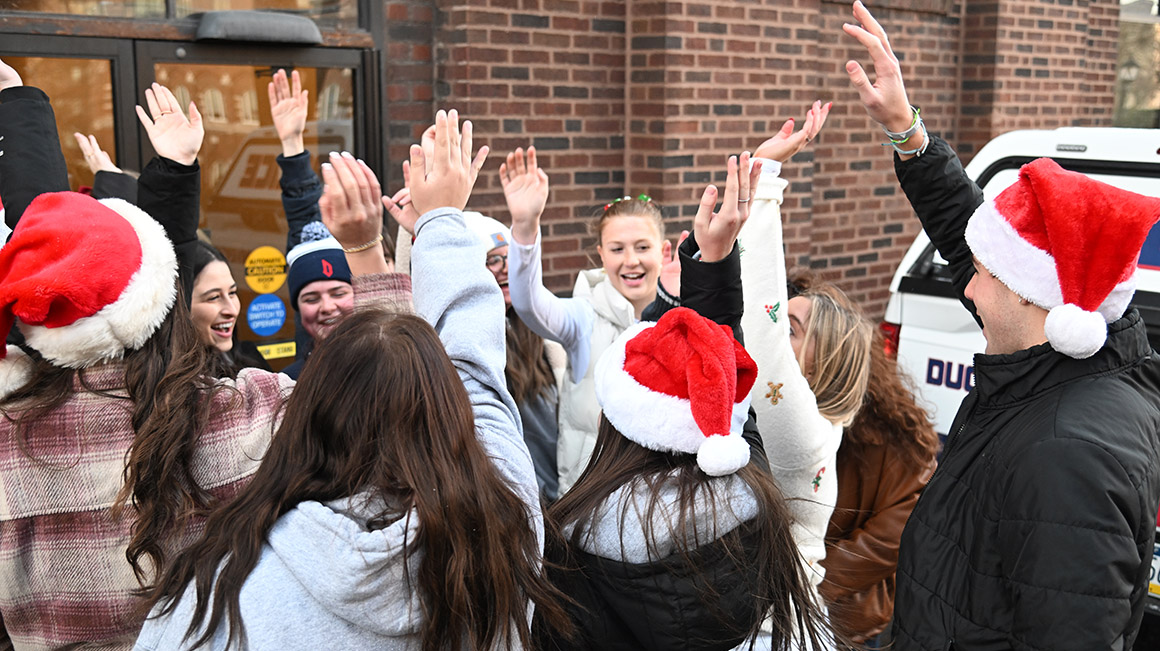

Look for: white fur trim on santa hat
[696,431,751,477]
[1044,303,1107,359]
[594,322,750,469]
[0,345,34,400]
[966,199,1137,323]
[21,198,178,369]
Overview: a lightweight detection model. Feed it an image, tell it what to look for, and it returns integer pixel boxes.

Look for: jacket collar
[971,309,1151,407]
[574,268,637,330]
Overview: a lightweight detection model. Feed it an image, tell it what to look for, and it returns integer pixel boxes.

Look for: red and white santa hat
[595,307,757,476]
[0,191,178,383]
[965,158,1160,359]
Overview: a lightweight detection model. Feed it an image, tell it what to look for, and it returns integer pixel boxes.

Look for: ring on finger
[738,198,751,204]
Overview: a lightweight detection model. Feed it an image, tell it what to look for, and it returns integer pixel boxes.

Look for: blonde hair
[797,284,873,427]
[591,196,665,246]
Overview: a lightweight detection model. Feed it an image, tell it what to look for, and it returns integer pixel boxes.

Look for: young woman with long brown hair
[135,110,567,650]
[534,153,833,651]
[0,68,407,649]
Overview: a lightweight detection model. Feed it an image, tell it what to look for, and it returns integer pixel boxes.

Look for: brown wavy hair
[505,307,555,404]
[543,416,833,650]
[141,308,570,650]
[0,287,232,584]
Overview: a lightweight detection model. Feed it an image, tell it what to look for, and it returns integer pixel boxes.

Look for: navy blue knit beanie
[286,237,352,311]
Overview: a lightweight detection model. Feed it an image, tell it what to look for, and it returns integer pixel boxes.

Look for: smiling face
[190,260,240,353]
[486,244,511,307]
[299,279,355,341]
[787,295,817,378]
[964,256,1037,355]
[596,215,665,318]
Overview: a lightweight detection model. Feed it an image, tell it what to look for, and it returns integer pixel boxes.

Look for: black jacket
[0,87,69,230]
[891,136,1160,651]
[537,235,771,651]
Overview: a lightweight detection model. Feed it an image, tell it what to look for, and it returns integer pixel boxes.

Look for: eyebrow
[789,314,804,331]
[198,285,234,299]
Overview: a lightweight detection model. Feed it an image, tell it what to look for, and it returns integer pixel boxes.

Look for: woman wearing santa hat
[534,153,832,651]
[0,63,409,649]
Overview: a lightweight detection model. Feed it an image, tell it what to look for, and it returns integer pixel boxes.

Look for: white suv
[882,127,1160,627]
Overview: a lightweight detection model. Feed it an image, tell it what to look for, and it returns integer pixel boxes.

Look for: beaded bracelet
[881,106,922,144]
[342,233,384,254]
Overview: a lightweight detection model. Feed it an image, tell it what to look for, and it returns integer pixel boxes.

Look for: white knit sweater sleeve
[507,230,595,384]
[737,172,841,483]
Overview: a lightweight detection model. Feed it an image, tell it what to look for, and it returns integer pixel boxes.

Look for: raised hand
[693,152,762,263]
[73,133,122,175]
[268,68,309,157]
[843,0,914,134]
[136,82,203,166]
[382,159,422,235]
[499,146,549,245]
[0,58,22,92]
[407,109,488,216]
[753,100,832,163]
[319,152,385,252]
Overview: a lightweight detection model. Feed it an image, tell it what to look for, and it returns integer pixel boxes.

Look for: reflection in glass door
[140,44,366,367]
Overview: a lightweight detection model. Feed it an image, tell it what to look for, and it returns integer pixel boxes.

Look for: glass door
[135,41,374,366]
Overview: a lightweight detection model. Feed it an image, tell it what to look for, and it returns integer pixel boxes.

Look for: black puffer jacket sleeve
[137,157,200,306]
[91,170,138,204]
[894,135,984,327]
[0,86,69,228]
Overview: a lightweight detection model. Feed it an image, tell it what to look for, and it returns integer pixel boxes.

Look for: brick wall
[383,0,1123,317]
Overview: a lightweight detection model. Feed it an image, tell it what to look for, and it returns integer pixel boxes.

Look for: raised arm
[74,133,137,204]
[501,146,595,381]
[269,68,327,251]
[135,82,204,305]
[0,58,69,229]
[843,0,982,318]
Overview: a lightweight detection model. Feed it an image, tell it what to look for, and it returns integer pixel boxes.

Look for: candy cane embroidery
[812,467,825,492]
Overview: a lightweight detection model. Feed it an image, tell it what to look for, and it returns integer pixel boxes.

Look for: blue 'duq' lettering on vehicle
[926,359,975,392]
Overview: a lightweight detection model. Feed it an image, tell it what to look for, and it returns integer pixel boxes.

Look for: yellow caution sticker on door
[256,341,296,361]
[244,246,287,294]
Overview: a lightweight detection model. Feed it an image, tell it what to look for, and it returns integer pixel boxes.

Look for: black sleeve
[91,170,138,204]
[640,281,680,322]
[894,135,985,326]
[137,156,201,307]
[0,86,69,229]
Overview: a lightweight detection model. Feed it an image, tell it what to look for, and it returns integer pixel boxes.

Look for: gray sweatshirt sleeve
[410,208,542,536]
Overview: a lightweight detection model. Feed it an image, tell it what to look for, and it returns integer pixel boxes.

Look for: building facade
[0,0,1139,357]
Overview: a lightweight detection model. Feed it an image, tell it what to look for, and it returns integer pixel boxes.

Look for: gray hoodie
[135,208,539,650]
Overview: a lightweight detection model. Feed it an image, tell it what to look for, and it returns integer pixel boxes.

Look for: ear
[661,238,672,261]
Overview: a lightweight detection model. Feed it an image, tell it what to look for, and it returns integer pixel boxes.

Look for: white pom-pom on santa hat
[595,307,757,476]
[965,157,1160,359]
[1044,303,1107,360]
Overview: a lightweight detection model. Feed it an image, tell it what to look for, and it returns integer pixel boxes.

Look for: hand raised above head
[753,100,832,164]
[408,109,489,216]
[136,82,203,166]
[843,0,914,134]
[319,151,384,250]
[382,178,421,236]
[499,146,549,245]
[268,68,308,157]
[73,133,122,175]
[0,58,22,92]
[694,152,762,264]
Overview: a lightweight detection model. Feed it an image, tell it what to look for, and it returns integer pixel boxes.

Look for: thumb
[777,118,794,138]
[188,101,203,130]
[409,144,426,185]
[677,229,690,248]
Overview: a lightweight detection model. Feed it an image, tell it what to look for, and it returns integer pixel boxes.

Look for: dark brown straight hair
[547,416,832,650]
[0,284,231,583]
[142,308,570,650]
[504,307,555,404]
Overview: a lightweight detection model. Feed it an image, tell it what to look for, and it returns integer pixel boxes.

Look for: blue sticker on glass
[247,294,286,337]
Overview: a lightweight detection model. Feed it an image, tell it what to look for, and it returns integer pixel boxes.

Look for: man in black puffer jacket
[843,2,1160,649]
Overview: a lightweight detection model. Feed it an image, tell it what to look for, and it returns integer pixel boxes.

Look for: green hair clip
[602,193,653,213]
